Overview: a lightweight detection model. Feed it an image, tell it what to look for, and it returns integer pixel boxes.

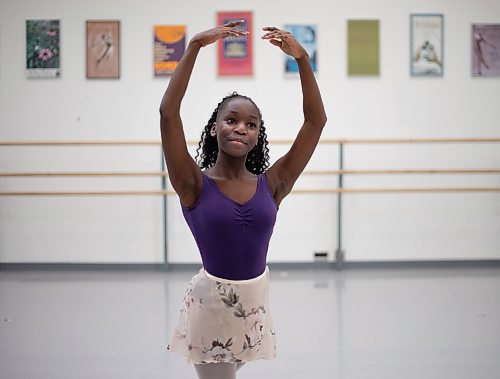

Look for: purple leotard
[182,173,278,280]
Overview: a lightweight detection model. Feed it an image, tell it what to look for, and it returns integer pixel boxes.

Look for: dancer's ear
[210,122,217,137]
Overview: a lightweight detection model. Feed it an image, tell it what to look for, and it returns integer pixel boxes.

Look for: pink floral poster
[26,19,60,78]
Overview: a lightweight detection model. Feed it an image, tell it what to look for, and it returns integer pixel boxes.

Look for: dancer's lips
[229,137,248,145]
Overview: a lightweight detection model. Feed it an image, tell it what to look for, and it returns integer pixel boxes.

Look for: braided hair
[195,92,270,175]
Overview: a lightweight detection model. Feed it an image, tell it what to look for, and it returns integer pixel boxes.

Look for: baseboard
[0,263,166,271]
[336,259,500,269]
[1,260,499,272]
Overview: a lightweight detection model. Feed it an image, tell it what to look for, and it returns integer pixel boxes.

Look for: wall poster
[26,19,60,78]
[284,24,317,74]
[347,19,380,76]
[86,20,120,79]
[410,14,444,77]
[217,11,252,76]
[472,24,500,76]
[154,25,186,76]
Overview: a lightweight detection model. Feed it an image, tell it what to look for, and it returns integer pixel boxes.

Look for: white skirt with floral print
[167,267,277,364]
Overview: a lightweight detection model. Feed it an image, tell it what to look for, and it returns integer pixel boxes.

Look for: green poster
[348,20,380,76]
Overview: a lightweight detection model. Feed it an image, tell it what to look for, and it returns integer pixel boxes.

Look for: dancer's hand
[261,27,308,59]
[191,21,248,48]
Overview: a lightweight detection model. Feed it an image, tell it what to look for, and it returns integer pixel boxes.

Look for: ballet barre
[1,168,500,177]
[1,138,499,196]
[1,138,499,269]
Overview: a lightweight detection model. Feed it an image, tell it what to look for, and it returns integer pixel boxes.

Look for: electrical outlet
[313,251,328,262]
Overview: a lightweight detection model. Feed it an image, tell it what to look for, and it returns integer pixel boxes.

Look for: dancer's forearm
[159,40,202,118]
[297,55,327,128]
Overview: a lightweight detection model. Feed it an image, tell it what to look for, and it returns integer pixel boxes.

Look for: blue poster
[284,24,317,73]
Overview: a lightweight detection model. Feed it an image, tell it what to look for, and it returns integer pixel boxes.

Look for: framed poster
[410,14,444,77]
[284,24,317,74]
[86,20,120,79]
[347,20,380,76]
[472,24,500,76]
[217,11,252,76]
[26,19,60,78]
[154,25,186,76]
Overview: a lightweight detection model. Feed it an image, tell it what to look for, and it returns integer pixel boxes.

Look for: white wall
[1,0,499,264]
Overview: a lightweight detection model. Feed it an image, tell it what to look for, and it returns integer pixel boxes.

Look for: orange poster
[154,25,186,76]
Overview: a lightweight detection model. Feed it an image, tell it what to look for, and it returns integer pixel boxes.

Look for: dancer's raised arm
[159,21,248,207]
[261,27,327,206]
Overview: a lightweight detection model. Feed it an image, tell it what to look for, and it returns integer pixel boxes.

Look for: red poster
[217,11,253,76]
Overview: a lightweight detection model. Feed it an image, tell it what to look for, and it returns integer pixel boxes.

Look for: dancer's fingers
[222,20,244,28]
[261,31,291,40]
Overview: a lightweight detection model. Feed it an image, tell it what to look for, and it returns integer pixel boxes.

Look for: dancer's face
[211,98,261,158]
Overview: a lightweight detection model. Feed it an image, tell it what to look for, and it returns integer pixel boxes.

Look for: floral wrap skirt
[167,267,276,364]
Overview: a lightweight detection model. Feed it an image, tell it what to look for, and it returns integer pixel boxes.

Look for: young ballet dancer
[160,20,327,379]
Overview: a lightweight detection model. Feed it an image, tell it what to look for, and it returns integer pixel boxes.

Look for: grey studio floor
[1,265,500,379]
